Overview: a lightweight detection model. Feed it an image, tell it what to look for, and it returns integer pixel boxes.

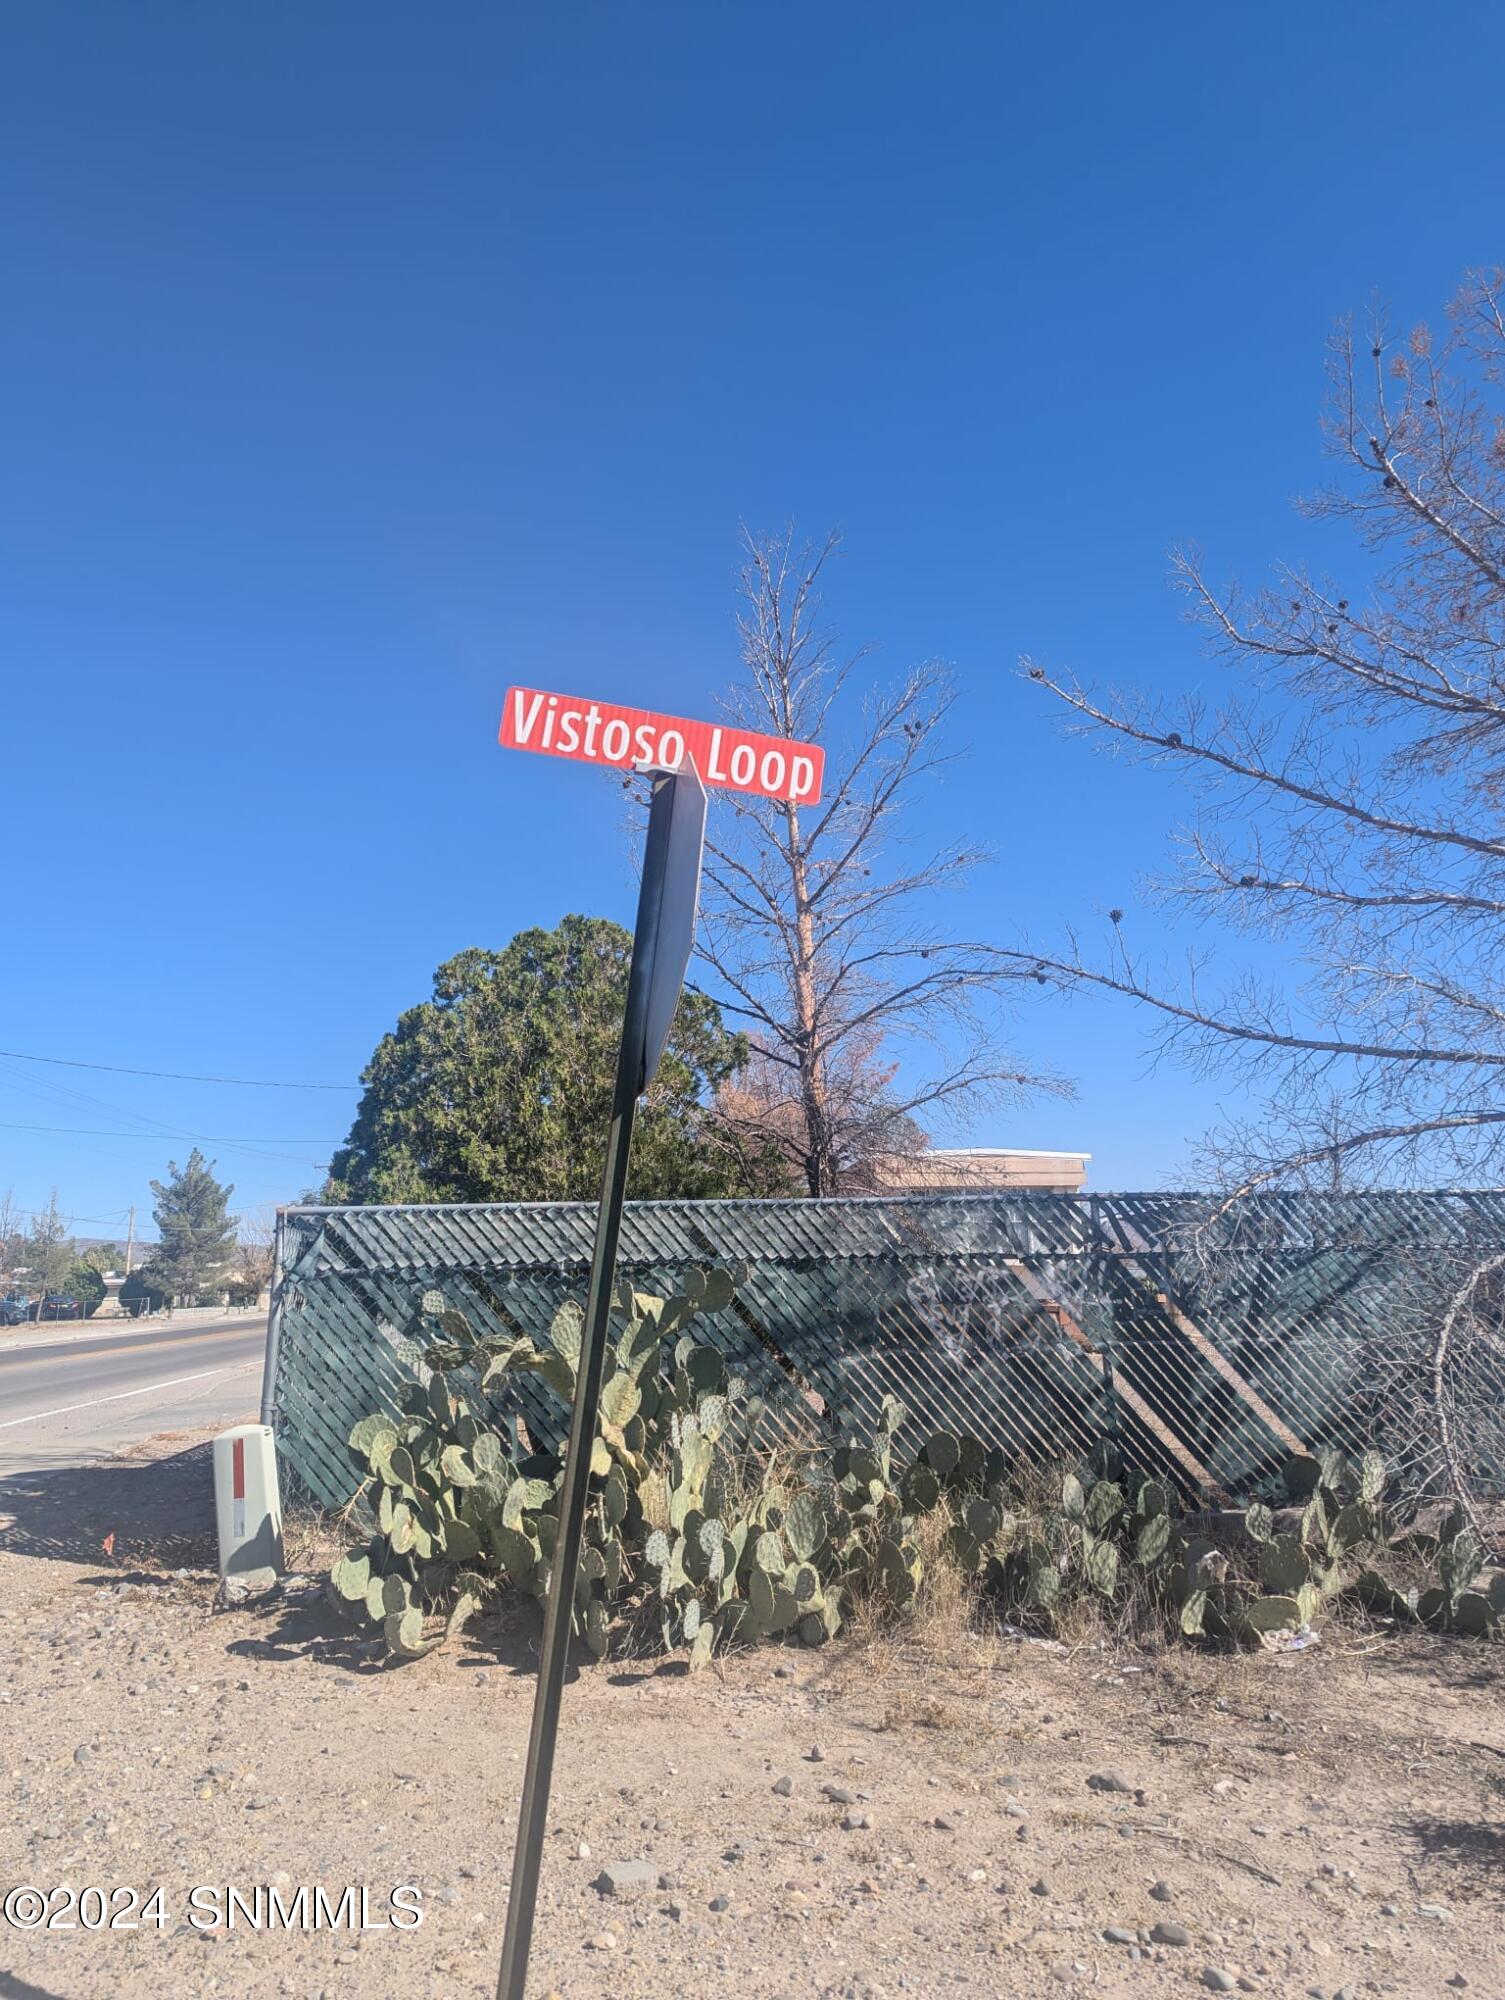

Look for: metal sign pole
[496,759,705,2000]
[258,1208,288,1430]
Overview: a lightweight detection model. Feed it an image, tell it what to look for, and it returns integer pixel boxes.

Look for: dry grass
[820,1504,1024,1750]
[281,1501,353,1574]
[907,1500,975,1647]
[833,1497,991,1674]
[1047,1586,1115,1650]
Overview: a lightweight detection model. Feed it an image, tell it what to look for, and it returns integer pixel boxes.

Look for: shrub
[119,1266,169,1314]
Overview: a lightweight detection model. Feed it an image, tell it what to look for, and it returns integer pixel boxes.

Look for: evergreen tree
[324,915,791,1204]
[144,1150,237,1301]
[65,1260,106,1315]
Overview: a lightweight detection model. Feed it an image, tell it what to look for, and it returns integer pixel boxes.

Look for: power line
[0,1048,358,1090]
[0,1056,344,1173]
[0,1121,337,1144]
[2,1202,135,1225]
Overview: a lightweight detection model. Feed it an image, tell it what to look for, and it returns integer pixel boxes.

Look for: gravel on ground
[1,1429,1500,2000]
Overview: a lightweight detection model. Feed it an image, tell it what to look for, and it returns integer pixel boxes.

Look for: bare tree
[1001,266,1505,1200]
[710,1031,932,1194]
[234,1204,279,1300]
[698,528,1055,1195]
[0,1188,23,1281]
[25,1190,74,1295]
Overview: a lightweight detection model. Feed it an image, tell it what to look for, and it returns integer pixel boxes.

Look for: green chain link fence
[264,1189,1505,1520]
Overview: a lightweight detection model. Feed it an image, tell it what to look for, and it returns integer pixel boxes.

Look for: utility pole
[125,1205,135,1275]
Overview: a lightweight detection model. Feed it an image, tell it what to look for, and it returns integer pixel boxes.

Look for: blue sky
[3,3,1502,1231]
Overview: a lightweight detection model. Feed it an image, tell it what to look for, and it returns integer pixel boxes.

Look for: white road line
[0,1362,258,1431]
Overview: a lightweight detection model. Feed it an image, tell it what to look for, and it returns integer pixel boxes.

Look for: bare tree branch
[703,526,1054,1193]
[1021,265,1505,1195]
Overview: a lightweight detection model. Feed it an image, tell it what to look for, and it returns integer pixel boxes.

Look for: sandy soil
[1,1430,1501,2000]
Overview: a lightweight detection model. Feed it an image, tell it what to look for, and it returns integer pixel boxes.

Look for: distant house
[871,1147,1090,1194]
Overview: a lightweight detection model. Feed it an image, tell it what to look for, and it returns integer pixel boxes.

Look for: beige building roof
[871,1147,1090,1193]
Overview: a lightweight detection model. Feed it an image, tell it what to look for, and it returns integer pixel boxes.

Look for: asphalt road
[0,1312,266,1474]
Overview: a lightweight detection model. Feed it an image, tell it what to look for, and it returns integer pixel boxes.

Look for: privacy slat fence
[266,1190,1505,1517]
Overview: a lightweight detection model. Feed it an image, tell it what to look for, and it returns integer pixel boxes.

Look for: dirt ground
[1,1431,1501,2000]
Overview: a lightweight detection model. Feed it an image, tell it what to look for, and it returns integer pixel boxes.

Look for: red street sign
[499,685,824,805]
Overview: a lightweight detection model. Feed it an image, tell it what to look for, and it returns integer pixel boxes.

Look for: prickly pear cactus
[331,1282,1498,1667]
[331,1267,879,1667]
[1405,1504,1501,1636]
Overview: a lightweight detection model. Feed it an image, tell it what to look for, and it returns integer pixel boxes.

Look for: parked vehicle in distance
[0,1294,33,1326]
[37,1292,83,1322]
